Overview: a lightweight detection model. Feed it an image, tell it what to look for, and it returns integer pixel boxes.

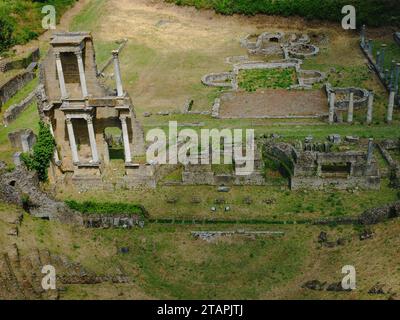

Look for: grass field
[2,208,398,299]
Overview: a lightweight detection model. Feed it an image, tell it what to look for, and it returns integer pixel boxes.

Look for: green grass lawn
[0,76,38,112]
[57,180,399,221]
[0,102,39,163]
[88,223,308,299]
[238,68,297,92]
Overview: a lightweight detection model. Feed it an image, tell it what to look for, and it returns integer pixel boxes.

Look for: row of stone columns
[55,51,89,99]
[66,115,99,164]
[66,115,132,165]
[55,50,125,100]
[330,90,400,124]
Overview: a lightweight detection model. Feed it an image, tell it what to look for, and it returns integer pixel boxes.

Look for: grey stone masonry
[366,92,374,124]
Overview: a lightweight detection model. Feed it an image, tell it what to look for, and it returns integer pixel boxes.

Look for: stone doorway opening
[104,127,124,161]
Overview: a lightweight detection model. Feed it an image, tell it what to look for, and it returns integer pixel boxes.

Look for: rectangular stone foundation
[290,176,381,190]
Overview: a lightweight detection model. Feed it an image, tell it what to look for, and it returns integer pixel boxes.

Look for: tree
[21,121,56,181]
[0,15,14,53]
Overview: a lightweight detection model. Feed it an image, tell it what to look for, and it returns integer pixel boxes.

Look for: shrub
[21,121,56,181]
[0,16,14,52]
[168,0,400,27]
[65,200,148,219]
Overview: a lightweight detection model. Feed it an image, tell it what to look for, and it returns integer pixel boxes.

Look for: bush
[0,16,14,52]
[65,200,148,218]
[21,121,56,181]
[168,0,400,27]
[0,0,77,53]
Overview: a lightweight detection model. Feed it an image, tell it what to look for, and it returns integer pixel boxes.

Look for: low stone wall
[3,88,38,126]
[288,43,319,59]
[0,162,82,224]
[201,72,234,88]
[8,129,37,153]
[0,48,40,73]
[83,214,142,228]
[359,201,400,225]
[240,32,285,55]
[211,98,220,118]
[377,142,400,187]
[0,70,35,110]
[325,83,369,110]
[299,70,326,86]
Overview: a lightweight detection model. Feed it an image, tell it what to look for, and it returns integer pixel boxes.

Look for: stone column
[48,121,60,163]
[368,39,373,55]
[66,118,79,164]
[367,138,374,166]
[85,115,99,163]
[76,51,88,98]
[103,137,110,165]
[328,92,335,124]
[112,50,124,97]
[395,63,400,93]
[376,51,381,70]
[120,117,132,163]
[380,44,387,71]
[387,91,395,123]
[366,92,374,124]
[347,92,354,123]
[360,25,366,48]
[55,53,68,99]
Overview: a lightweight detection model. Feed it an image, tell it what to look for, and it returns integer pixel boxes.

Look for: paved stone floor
[219,89,328,118]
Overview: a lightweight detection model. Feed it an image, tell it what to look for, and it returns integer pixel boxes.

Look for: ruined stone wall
[42,50,60,102]
[0,71,35,110]
[0,48,40,73]
[3,89,37,126]
[83,39,107,97]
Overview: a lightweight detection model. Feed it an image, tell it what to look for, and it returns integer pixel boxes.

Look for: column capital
[75,50,83,59]
[112,50,119,58]
[85,114,93,124]
[120,116,128,123]
[65,117,72,124]
[54,52,61,59]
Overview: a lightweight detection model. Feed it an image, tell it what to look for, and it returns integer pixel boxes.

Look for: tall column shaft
[86,116,99,163]
[112,50,124,97]
[361,25,366,47]
[48,122,60,162]
[366,92,374,124]
[66,118,79,164]
[367,138,374,166]
[329,92,335,124]
[120,117,132,163]
[347,92,354,123]
[55,53,68,99]
[387,91,395,123]
[76,51,88,98]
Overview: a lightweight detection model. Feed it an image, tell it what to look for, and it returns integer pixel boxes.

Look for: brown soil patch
[219,89,328,118]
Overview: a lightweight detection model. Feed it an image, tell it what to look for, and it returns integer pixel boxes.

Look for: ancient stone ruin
[265,139,381,190]
[36,32,150,188]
